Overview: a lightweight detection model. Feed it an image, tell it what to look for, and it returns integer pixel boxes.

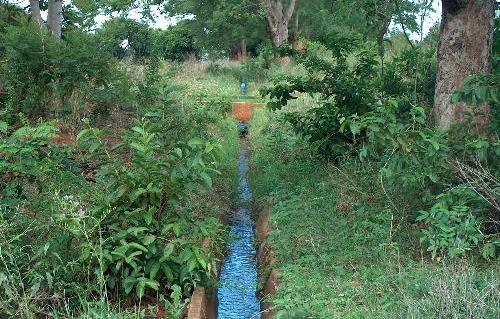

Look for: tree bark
[240,39,247,60]
[29,0,44,26]
[47,0,63,40]
[260,0,298,47]
[433,0,494,131]
[377,18,391,78]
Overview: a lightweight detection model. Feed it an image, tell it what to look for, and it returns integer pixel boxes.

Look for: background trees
[0,0,498,317]
[164,0,266,58]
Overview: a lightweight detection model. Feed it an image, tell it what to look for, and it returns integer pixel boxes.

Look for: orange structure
[231,101,264,122]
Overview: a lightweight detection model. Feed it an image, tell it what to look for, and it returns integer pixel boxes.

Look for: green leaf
[475,86,488,102]
[187,258,198,272]
[125,251,143,264]
[430,140,440,151]
[130,188,147,202]
[111,245,129,257]
[142,235,156,246]
[130,142,146,153]
[359,145,368,161]
[188,137,204,148]
[160,243,175,262]
[128,242,148,252]
[149,262,161,279]
[0,121,8,134]
[349,122,361,136]
[123,276,137,294]
[113,184,128,200]
[136,280,145,298]
[428,172,438,183]
[174,147,182,158]
[200,172,212,188]
[450,91,462,104]
[144,207,155,225]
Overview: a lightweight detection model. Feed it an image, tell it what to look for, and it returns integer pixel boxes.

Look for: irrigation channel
[216,123,261,319]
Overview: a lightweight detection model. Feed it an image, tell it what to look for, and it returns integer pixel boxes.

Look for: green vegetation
[249,108,498,318]
[1,0,499,318]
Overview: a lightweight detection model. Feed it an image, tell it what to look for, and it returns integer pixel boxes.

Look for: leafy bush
[416,188,486,259]
[260,40,379,157]
[0,109,230,316]
[0,120,101,317]
[382,45,437,109]
[78,119,225,298]
[349,100,498,259]
[0,21,135,122]
[261,37,499,260]
[0,119,59,207]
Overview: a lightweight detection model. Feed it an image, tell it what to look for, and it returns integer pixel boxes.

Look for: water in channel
[217,133,261,319]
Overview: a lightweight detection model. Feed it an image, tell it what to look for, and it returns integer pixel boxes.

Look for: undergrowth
[249,109,499,318]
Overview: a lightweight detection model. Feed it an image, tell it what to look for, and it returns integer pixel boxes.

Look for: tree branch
[284,0,298,22]
[393,0,415,48]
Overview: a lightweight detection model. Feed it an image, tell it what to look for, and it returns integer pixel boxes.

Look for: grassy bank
[249,109,499,318]
[0,60,242,318]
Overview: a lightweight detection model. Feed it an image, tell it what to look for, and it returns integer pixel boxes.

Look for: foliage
[151,20,198,61]
[0,120,102,318]
[261,34,498,260]
[261,39,379,157]
[164,0,266,57]
[248,109,500,318]
[0,21,134,122]
[77,119,225,297]
[0,119,59,207]
[451,71,499,104]
[416,188,487,259]
[382,45,437,109]
[99,17,153,59]
[346,100,449,188]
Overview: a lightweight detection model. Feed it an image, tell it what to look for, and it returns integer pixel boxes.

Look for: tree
[164,0,266,58]
[19,0,100,39]
[433,0,495,131]
[47,0,63,39]
[28,0,43,26]
[151,20,198,61]
[99,17,153,59]
[259,0,298,47]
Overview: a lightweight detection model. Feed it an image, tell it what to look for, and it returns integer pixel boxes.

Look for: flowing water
[217,137,261,319]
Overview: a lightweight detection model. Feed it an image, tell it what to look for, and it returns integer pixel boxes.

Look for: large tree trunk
[240,39,247,60]
[229,40,247,60]
[29,0,44,26]
[260,0,298,47]
[47,0,63,40]
[433,0,494,131]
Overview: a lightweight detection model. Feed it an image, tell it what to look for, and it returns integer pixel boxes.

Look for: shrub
[416,188,486,259]
[78,119,226,297]
[260,40,379,157]
[0,21,135,123]
[0,120,101,317]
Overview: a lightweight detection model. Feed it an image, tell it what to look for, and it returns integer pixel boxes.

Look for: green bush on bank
[0,54,239,317]
[0,20,145,124]
[249,108,499,318]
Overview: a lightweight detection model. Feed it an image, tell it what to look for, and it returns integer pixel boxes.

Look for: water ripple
[217,140,261,319]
